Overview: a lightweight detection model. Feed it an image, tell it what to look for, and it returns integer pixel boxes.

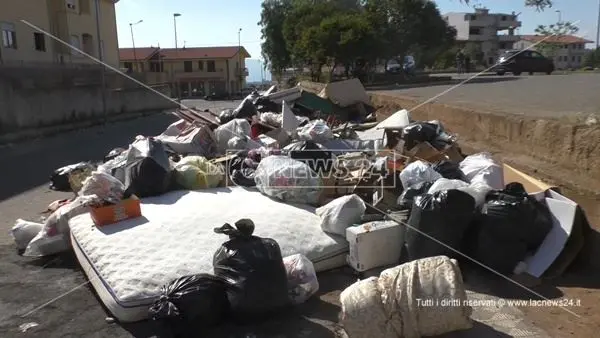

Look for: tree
[461,0,553,10]
[534,21,579,59]
[258,0,293,79]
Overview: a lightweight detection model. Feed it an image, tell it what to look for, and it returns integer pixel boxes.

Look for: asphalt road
[374,73,600,118]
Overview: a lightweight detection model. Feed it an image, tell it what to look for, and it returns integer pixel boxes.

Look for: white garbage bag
[316,194,366,236]
[214,119,251,154]
[457,181,494,209]
[283,254,319,305]
[11,219,43,250]
[254,155,322,205]
[459,152,504,190]
[23,195,99,257]
[297,119,333,142]
[399,160,442,189]
[427,178,469,194]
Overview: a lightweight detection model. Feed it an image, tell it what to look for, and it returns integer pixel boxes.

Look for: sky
[115,0,600,82]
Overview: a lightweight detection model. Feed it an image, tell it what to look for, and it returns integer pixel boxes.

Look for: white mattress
[70,187,348,323]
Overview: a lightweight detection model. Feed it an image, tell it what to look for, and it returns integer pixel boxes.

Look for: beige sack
[378,255,473,338]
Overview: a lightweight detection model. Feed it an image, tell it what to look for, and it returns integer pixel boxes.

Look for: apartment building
[119,46,251,97]
[514,35,593,69]
[0,0,120,66]
[444,8,521,66]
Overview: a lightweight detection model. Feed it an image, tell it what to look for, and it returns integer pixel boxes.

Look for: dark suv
[494,50,554,76]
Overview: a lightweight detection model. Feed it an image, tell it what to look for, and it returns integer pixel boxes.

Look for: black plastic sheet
[397,181,434,210]
[124,138,172,198]
[433,160,466,181]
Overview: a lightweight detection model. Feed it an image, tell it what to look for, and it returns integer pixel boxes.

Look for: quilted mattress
[70,187,348,323]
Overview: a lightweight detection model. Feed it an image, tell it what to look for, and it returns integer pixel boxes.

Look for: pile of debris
[10,79,586,337]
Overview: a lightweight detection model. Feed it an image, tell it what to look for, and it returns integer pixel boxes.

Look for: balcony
[175,69,225,79]
[236,67,249,77]
[468,34,489,42]
[498,34,520,42]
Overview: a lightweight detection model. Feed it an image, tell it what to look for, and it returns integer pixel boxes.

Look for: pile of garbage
[9,79,575,337]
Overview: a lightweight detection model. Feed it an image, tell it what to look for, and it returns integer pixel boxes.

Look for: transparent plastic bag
[254,156,322,205]
[79,171,125,204]
[297,119,333,142]
[399,160,442,189]
[214,119,251,154]
[316,194,366,236]
[283,254,319,305]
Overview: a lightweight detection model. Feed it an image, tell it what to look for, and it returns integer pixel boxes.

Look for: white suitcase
[346,220,406,272]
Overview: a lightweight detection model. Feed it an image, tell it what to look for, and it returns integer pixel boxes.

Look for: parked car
[494,50,554,76]
[204,92,230,101]
[386,55,417,75]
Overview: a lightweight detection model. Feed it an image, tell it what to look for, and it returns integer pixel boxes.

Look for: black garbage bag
[397,181,434,210]
[213,219,290,321]
[405,189,476,261]
[433,160,465,181]
[49,162,96,192]
[254,96,280,113]
[218,109,236,125]
[149,274,229,337]
[231,168,256,187]
[402,122,439,151]
[124,138,172,198]
[285,141,333,175]
[481,182,553,251]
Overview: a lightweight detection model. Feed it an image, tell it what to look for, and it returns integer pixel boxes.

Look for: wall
[0,0,55,64]
[0,66,178,134]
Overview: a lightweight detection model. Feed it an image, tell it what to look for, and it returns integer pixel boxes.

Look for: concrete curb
[0,109,170,147]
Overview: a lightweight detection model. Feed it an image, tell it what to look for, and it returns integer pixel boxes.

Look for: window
[184,60,193,72]
[501,16,507,21]
[470,15,477,20]
[572,56,576,62]
[207,60,216,72]
[124,62,133,71]
[70,35,80,56]
[66,0,77,10]
[577,55,582,63]
[2,22,17,49]
[469,27,482,35]
[150,61,163,72]
[34,32,45,51]
[198,60,204,71]
[531,51,545,58]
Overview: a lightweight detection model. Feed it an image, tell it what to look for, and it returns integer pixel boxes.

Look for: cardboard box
[90,196,142,227]
[407,142,463,163]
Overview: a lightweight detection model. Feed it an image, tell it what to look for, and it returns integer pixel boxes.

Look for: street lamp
[129,19,143,71]
[555,10,561,23]
[173,13,181,49]
[238,28,242,92]
[596,0,600,48]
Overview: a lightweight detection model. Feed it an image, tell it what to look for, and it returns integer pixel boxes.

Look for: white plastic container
[346,220,405,272]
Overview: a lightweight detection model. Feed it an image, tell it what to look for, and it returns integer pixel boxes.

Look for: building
[119,46,251,97]
[514,35,593,69]
[0,0,120,66]
[444,8,521,66]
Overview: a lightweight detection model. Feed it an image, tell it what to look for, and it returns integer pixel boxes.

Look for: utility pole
[94,0,107,123]
[173,13,181,49]
[129,20,143,71]
[238,28,242,92]
[596,0,600,48]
